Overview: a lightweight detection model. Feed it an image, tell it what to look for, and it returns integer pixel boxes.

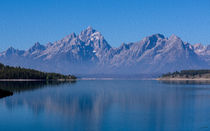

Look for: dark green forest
[162,70,210,78]
[0,63,76,80]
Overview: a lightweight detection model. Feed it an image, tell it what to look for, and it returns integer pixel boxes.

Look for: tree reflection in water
[0,80,76,98]
[1,80,210,130]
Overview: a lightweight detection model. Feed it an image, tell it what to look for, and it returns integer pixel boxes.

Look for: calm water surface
[0,80,210,131]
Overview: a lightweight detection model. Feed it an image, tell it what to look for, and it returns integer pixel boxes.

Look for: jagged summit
[34,42,41,46]
[86,26,94,31]
[4,47,16,55]
[28,42,46,53]
[169,34,181,41]
[3,46,25,56]
[147,33,165,39]
[62,33,77,41]
[82,26,96,34]
[32,42,44,48]
[6,46,15,51]
[79,26,99,41]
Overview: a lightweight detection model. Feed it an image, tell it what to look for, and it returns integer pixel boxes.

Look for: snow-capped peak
[90,31,102,41]
[79,26,98,41]
[0,27,209,75]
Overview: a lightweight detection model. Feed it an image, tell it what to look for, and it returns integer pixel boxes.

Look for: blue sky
[0,0,210,51]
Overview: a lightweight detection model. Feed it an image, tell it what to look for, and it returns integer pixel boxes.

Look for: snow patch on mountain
[0,27,209,75]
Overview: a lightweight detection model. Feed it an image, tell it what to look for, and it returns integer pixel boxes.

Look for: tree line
[0,63,76,80]
[162,69,210,78]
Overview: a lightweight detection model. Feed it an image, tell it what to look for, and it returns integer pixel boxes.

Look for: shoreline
[0,78,156,81]
[78,77,157,80]
[0,79,76,82]
[157,78,210,81]
[2,78,210,81]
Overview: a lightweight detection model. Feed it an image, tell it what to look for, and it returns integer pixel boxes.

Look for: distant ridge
[0,27,209,75]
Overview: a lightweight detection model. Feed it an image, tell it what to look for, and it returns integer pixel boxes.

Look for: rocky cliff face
[0,27,209,75]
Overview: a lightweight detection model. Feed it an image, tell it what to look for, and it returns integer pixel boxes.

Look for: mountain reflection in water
[0,80,210,131]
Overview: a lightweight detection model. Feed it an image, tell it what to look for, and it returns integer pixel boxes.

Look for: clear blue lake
[0,80,210,131]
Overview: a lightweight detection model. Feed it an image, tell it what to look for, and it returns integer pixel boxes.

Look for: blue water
[0,80,210,131]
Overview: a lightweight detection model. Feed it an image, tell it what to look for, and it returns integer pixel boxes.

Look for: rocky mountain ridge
[0,26,209,75]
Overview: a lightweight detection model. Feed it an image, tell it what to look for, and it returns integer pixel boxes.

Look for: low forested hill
[0,63,76,80]
[159,70,210,80]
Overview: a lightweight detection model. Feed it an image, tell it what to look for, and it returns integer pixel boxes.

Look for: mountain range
[0,26,209,76]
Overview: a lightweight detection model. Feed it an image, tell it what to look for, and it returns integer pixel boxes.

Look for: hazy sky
[0,0,210,51]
